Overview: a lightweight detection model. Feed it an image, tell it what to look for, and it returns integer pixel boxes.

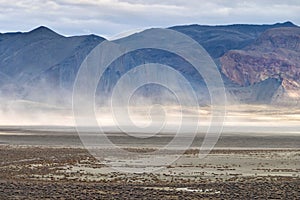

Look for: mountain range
[0,21,299,107]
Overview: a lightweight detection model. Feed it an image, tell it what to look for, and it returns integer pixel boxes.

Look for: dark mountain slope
[170,21,297,58]
[0,26,105,103]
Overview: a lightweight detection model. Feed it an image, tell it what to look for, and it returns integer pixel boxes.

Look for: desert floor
[0,144,299,199]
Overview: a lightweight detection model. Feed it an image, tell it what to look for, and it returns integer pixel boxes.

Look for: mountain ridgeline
[0,22,299,107]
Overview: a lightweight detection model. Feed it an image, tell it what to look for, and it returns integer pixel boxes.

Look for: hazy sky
[0,0,299,38]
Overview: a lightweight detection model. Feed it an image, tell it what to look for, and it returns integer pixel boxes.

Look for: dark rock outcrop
[220,27,300,104]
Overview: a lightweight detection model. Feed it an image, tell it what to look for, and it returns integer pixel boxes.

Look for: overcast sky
[0,0,299,38]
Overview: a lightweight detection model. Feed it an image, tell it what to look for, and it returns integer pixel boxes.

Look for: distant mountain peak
[28,26,62,37]
[278,21,296,26]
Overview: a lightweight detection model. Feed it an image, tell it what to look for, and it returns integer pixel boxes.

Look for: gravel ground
[0,145,299,199]
[0,177,299,200]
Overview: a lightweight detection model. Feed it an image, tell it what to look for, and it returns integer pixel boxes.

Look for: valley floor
[0,145,299,199]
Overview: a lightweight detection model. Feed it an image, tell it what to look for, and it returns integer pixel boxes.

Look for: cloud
[0,0,299,38]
